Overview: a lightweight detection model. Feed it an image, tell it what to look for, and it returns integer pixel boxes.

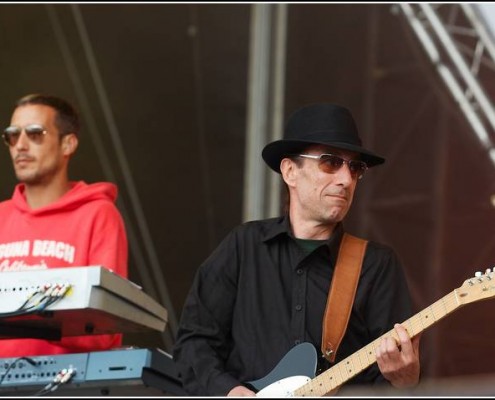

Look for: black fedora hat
[262,103,385,173]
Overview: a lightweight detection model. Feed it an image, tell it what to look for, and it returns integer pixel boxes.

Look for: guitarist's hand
[227,385,256,396]
[375,323,421,389]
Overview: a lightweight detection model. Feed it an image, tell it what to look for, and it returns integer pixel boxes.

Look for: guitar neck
[294,289,463,396]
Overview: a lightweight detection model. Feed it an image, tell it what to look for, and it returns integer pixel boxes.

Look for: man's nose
[15,131,30,149]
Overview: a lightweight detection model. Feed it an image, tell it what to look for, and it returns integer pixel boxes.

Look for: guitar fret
[406,318,415,336]
[326,369,337,391]
[359,347,369,369]
[344,359,352,379]
[420,309,433,328]
[356,348,365,370]
[353,352,362,371]
[318,373,332,395]
[428,304,439,322]
[442,293,454,315]
[300,377,314,396]
[336,363,345,386]
[313,368,334,396]
[365,342,375,365]
[417,310,426,330]
[409,313,424,335]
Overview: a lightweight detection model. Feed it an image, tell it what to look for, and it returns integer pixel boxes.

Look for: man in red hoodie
[0,93,128,357]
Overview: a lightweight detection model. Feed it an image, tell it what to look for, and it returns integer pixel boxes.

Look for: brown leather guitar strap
[321,233,368,363]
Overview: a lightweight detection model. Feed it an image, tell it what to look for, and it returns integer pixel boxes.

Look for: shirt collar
[262,215,292,242]
[263,214,345,252]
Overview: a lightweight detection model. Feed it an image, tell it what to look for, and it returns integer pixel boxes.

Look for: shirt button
[295,304,302,311]
[296,269,303,275]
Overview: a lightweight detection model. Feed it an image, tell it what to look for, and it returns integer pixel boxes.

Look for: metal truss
[396,3,495,166]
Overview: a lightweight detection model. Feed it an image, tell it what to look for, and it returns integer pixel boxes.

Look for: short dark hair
[15,94,80,136]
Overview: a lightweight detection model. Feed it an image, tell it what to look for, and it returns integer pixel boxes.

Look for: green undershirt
[294,238,327,255]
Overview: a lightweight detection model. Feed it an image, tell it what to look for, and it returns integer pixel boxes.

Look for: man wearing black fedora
[173,103,421,396]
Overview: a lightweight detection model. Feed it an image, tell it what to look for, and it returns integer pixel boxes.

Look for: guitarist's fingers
[375,337,398,381]
[384,336,399,355]
[376,325,421,388]
[376,324,412,364]
[375,336,399,362]
[394,323,413,355]
[412,332,422,351]
[395,323,421,358]
[227,385,256,397]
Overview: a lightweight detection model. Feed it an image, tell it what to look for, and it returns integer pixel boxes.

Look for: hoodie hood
[12,181,118,216]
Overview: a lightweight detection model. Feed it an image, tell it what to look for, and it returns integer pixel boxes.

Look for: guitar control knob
[475,271,482,278]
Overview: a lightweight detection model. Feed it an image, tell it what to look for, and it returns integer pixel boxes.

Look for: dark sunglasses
[295,153,368,179]
[2,124,47,147]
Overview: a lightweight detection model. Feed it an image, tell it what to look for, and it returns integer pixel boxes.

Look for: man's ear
[280,158,298,188]
[62,133,79,156]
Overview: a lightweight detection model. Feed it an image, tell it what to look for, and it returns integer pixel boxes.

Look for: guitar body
[247,342,317,396]
[255,376,312,398]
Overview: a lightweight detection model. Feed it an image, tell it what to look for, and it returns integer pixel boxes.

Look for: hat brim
[262,139,385,173]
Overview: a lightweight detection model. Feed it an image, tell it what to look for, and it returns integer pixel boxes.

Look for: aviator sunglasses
[2,124,47,147]
[294,153,368,180]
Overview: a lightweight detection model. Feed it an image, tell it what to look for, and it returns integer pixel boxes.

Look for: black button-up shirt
[173,216,413,395]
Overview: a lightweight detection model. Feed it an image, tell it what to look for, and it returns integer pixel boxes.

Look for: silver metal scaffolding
[243,4,288,222]
[397,3,495,166]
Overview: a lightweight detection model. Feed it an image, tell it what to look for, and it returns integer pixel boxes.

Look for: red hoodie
[0,181,128,357]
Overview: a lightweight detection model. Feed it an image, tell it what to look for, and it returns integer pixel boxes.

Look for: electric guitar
[247,269,495,397]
